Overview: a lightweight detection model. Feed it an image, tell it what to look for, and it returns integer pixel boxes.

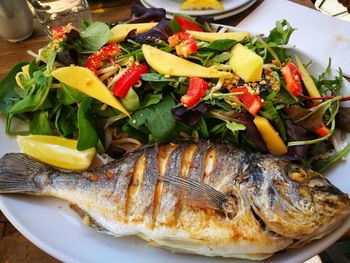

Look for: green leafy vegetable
[0,62,27,115]
[139,93,163,108]
[129,95,176,141]
[80,22,110,51]
[201,39,237,52]
[29,111,52,135]
[260,101,286,140]
[56,84,86,105]
[55,105,77,136]
[225,121,246,133]
[77,98,99,150]
[313,144,350,173]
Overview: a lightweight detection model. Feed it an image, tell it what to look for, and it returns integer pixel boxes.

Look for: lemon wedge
[17,135,96,170]
[180,0,224,10]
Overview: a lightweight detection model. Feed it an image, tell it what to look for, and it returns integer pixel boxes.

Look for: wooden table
[0,0,347,262]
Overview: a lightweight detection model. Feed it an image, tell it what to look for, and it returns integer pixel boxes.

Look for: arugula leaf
[55,105,77,136]
[80,22,110,51]
[56,84,86,105]
[129,95,176,141]
[313,144,350,173]
[267,20,295,45]
[10,71,52,115]
[29,111,52,135]
[77,98,99,150]
[201,39,237,52]
[0,62,27,115]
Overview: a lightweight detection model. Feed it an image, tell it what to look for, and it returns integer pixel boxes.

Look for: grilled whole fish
[0,141,349,260]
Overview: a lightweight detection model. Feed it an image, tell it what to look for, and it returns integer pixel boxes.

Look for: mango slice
[187,30,250,43]
[295,55,321,104]
[108,23,158,43]
[51,66,129,116]
[142,44,232,78]
[180,0,224,10]
[229,43,263,82]
[253,116,288,156]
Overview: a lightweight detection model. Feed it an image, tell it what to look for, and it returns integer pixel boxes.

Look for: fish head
[246,157,350,241]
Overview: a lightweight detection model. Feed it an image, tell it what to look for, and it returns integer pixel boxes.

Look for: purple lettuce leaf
[129,19,171,43]
[127,3,166,23]
[172,103,212,126]
[284,118,310,160]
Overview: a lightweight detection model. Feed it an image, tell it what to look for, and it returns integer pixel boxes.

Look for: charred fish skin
[0,141,350,260]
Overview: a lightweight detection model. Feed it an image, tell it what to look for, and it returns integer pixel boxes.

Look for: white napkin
[237,0,350,77]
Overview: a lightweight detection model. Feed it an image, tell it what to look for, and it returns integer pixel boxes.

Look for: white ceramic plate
[1,24,350,263]
[143,0,252,16]
[315,0,350,22]
[141,0,257,21]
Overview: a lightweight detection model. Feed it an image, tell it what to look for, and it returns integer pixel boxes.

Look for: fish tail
[0,153,51,193]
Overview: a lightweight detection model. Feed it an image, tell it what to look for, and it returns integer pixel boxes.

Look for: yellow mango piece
[253,116,288,156]
[142,44,232,78]
[180,0,224,10]
[108,23,158,43]
[187,30,250,43]
[51,66,129,116]
[295,55,321,104]
[229,43,263,82]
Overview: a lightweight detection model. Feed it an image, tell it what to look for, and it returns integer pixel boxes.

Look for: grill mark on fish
[203,146,216,185]
[155,144,186,226]
[151,144,177,227]
[125,154,146,221]
[109,155,138,221]
[131,145,159,224]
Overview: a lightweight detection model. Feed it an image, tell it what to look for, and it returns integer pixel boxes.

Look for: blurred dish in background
[32,0,92,35]
[142,0,252,16]
[141,0,257,20]
[0,0,33,42]
[315,0,350,22]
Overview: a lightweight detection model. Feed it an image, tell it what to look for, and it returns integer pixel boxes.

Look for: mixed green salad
[1,4,349,172]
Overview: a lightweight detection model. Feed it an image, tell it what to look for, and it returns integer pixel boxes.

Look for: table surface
[0,0,348,262]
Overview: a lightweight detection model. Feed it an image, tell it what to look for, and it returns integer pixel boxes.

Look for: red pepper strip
[231,87,263,116]
[113,64,149,98]
[175,16,204,32]
[315,123,330,137]
[181,77,208,107]
[85,43,120,73]
[281,62,303,97]
[168,32,198,58]
[52,26,66,40]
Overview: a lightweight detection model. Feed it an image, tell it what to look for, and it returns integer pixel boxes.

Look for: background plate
[0,24,350,263]
[143,0,251,16]
[141,0,257,21]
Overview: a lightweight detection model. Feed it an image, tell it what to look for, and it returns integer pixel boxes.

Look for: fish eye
[287,167,307,183]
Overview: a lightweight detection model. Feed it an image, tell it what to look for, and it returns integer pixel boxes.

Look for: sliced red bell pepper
[85,43,120,73]
[175,16,204,32]
[181,77,208,107]
[231,87,263,116]
[113,64,149,98]
[52,26,66,40]
[168,31,198,58]
[281,62,303,97]
[315,123,330,137]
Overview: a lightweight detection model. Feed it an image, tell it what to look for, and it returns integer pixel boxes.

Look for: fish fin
[0,153,52,193]
[160,175,229,212]
[69,203,112,235]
